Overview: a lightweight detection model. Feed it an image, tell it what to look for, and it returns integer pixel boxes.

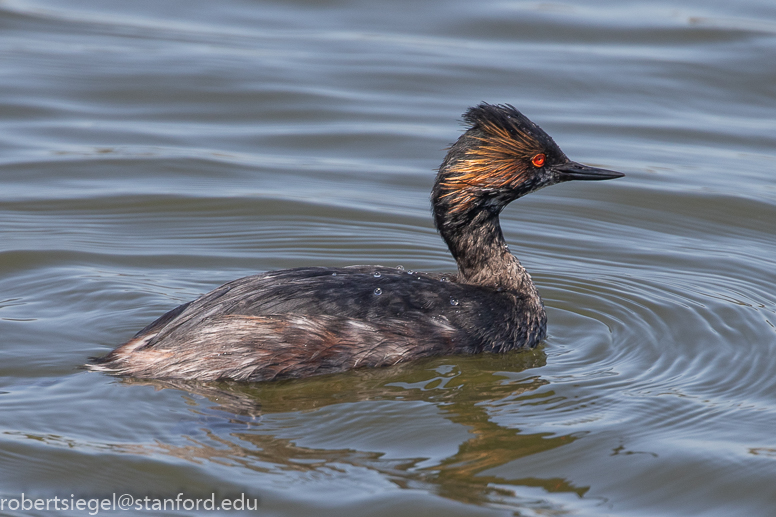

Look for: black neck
[433,204,535,294]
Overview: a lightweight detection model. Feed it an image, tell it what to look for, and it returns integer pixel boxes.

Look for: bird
[89,103,624,382]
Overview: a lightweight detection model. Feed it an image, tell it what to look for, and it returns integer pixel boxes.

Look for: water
[1,0,775,515]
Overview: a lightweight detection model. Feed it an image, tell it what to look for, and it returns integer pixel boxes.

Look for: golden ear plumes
[440,118,545,214]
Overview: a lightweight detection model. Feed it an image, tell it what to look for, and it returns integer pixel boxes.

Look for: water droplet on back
[396,265,404,271]
[332,272,337,276]
[374,288,382,296]
[373,271,381,278]
[450,298,459,306]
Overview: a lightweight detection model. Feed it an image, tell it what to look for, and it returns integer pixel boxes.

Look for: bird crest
[437,103,563,214]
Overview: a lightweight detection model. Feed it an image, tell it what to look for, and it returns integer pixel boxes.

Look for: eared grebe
[89,103,623,382]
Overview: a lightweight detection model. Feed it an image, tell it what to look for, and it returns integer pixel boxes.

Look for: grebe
[90,103,623,382]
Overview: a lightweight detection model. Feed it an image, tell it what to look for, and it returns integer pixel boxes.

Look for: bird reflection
[114,349,590,509]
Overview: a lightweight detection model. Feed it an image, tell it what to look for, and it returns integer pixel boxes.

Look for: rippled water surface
[2,0,776,515]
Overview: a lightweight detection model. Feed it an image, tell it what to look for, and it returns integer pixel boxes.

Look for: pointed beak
[552,160,625,181]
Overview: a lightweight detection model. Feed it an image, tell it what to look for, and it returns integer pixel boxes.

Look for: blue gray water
[1,0,776,515]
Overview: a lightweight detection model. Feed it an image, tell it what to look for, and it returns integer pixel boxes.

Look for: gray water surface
[1,0,776,515]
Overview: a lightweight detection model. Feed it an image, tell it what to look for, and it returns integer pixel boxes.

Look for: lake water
[1,0,775,515]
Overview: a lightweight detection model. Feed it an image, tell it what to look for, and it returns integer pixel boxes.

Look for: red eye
[532,154,546,167]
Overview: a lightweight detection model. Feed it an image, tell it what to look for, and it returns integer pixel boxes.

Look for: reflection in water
[116,350,591,509]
